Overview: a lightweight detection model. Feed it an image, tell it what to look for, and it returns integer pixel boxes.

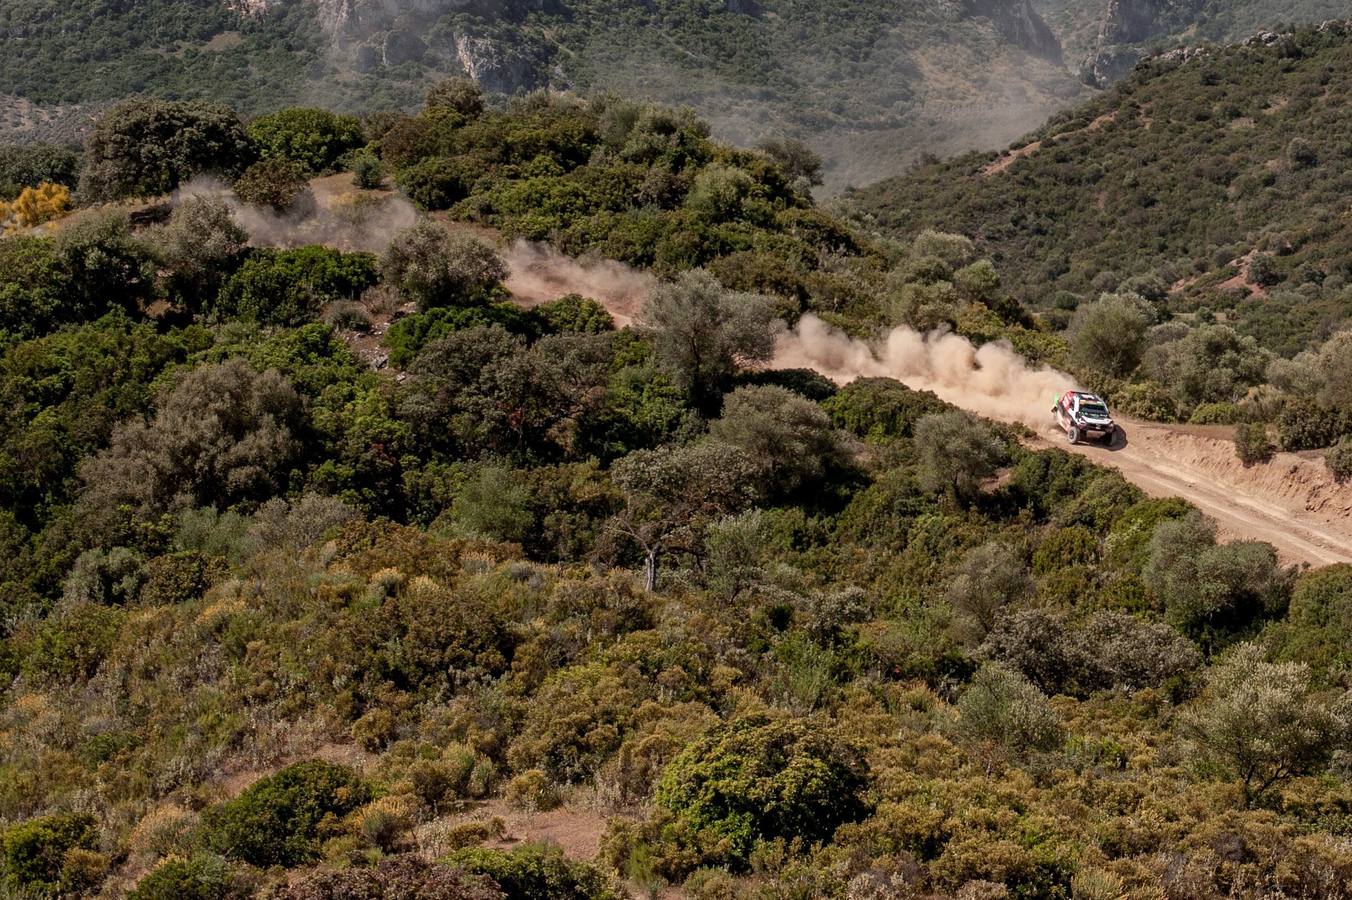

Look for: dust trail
[500,240,655,328]
[773,313,1077,429]
[173,176,418,253]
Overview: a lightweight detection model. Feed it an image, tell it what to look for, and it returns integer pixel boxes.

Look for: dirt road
[1037,418,1352,567]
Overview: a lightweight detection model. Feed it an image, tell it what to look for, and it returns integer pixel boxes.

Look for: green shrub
[954,664,1064,755]
[0,812,99,894]
[248,107,364,174]
[130,854,235,900]
[215,247,378,326]
[654,714,868,865]
[1275,397,1341,451]
[397,156,478,210]
[233,158,312,212]
[449,843,619,900]
[534,294,615,334]
[384,303,535,368]
[204,760,370,867]
[823,377,950,440]
[352,152,383,189]
[80,99,252,201]
[1327,438,1352,483]
[1234,422,1275,466]
[275,854,504,899]
[1191,401,1244,425]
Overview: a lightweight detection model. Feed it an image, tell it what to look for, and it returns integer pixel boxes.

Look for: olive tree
[78,359,304,531]
[945,541,1031,641]
[1184,643,1351,805]
[1067,292,1152,378]
[609,441,756,592]
[912,411,1007,504]
[708,384,848,500]
[638,270,777,411]
[382,220,508,311]
[147,195,249,308]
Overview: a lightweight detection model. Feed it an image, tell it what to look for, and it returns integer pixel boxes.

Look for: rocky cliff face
[962,0,1063,61]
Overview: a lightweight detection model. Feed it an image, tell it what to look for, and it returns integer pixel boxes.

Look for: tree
[708,385,848,500]
[1067,293,1152,378]
[1327,438,1352,483]
[1184,643,1351,805]
[1141,324,1271,413]
[638,270,777,410]
[398,326,611,461]
[382,220,508,311]
[0,143,80,199]
[55,211,155,318]
[912,411,1007,503]
[534,293,614,334]
[609,441,757,591]
[0,235,68,339]
[247,107,364,174]
[148,195,249,308]
[1314,331,1352,417]
[945,541,1030,641]
[80,99,252,201]
[756,137,823,187]
[1144,511,1290,649]
[425,78,486,118]
[78,359,304,530]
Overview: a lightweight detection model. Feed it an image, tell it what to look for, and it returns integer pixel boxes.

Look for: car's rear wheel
[1067,426,1080,444]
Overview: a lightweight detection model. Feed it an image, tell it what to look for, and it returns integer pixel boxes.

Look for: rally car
[1052,390,1116,445]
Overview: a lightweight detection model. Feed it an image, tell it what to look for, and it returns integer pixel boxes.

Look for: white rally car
[1052,390,1116,445]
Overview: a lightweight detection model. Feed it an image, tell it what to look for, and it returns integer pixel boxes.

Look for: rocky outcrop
[962,0,1062,62]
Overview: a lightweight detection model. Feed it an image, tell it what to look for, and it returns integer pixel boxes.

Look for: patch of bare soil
[466,800,617,862]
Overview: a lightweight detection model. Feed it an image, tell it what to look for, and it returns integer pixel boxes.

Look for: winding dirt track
[1035,418,1352,567]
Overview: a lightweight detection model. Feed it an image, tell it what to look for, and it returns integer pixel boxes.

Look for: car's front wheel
[1067,426,1080,444]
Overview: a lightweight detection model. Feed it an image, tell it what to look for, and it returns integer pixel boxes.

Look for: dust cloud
[773,313,1076,429]
[173,177,418,253]
[499,240,655,327]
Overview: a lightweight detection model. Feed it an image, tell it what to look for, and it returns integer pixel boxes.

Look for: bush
[397,156,478,210]
[0,812,99,894]
[450,843,619,900]
[80,99,252,201]
[130,854,235,900]
[204,760,370,867]
[1234,422,1275,466]
[273,854,504,900]
[912,411,1007,503]
[216,246,378,326]
[382,220,508,311]
[247,107,364,174]
[233,158,313,213]
[503,769,561,813]
[1327,438,1352,483]
[954,664,1063,756]
[654,714,868,865]
[1275,397,1343,451]
[0,143,80,199]
[352,152,383,189]
[534,293,615,334]
[708,385,848,500]
[823,377,950,440]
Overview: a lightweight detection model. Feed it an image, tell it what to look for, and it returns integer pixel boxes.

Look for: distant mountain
[0,0,1087,189]
[0,0,1342,188]
[846,22,1352,356]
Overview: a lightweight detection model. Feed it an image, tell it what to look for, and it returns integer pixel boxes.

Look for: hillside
[4,87,1352,899]
[848,22,1352,357]
[1038,0,1351,83]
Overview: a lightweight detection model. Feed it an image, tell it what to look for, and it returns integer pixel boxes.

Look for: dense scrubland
[1,67,1351,900]
[850,24,1352,468]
